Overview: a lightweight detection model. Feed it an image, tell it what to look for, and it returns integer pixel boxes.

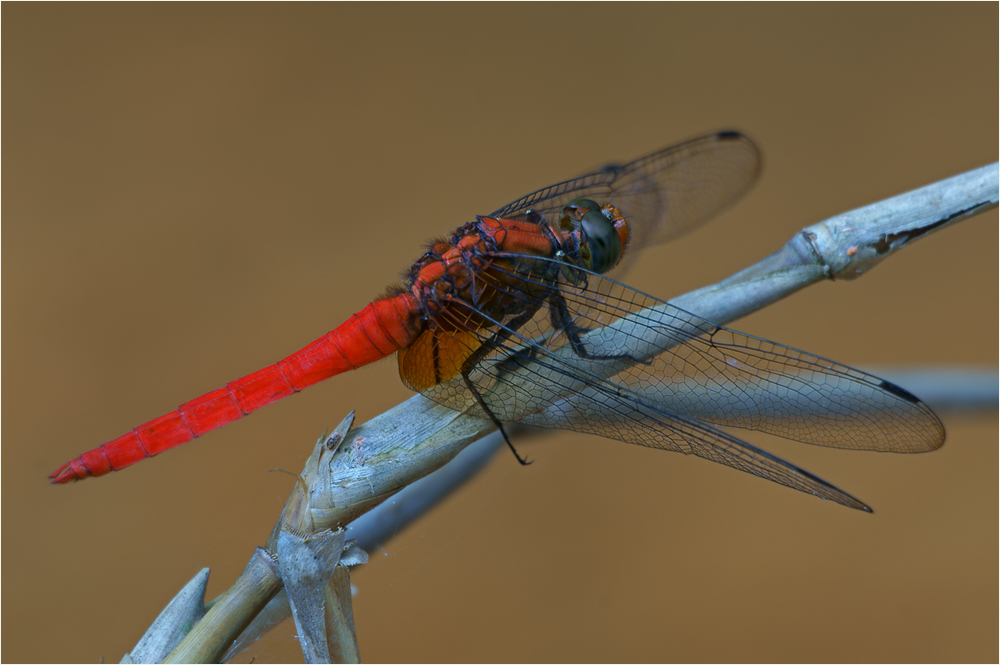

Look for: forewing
[488,131,761,276]
[512,260,944,451]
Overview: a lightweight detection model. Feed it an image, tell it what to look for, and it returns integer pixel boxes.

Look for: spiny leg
[462,372,531,465]
[548,289,650,365]
[459,307,541,466]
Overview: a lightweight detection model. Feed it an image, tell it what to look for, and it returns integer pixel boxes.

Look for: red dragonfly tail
[50,293,422,483]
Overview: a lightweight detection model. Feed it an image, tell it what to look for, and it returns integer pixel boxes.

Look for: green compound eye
[581,208,622,274]
[565,198,602,217]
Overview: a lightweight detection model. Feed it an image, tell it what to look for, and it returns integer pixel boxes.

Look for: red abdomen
[50,292,423,482]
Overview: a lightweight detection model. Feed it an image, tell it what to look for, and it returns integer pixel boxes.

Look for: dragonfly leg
[461,371,531,466]
[458,307,541,466]
[548,291,651,365]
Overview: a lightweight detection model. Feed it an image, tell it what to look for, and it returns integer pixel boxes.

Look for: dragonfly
[51,131,944,510]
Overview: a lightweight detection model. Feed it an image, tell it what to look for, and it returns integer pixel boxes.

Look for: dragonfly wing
[488,131,761,277]
[420,275,874,510]
[416,256,943,507]
[541,269,946,453]
[520,391,874,512]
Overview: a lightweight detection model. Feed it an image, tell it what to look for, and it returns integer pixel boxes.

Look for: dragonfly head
[560,198,630,274]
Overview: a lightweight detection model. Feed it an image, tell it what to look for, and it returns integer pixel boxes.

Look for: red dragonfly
[51,131,944,510]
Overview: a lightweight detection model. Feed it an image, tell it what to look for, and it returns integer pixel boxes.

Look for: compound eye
[581,209,622,274]
[564,198,602,220]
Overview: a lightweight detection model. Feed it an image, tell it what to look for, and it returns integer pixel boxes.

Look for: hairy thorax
[406,217,562,333]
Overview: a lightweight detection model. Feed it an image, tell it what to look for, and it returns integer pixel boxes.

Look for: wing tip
[878,379,922,404]
[715,130,744,141]
[877,379,947,451]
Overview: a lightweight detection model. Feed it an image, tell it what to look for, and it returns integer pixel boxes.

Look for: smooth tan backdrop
[4,4,997,663]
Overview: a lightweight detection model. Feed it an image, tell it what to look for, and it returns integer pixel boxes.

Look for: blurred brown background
[4,4,997,663]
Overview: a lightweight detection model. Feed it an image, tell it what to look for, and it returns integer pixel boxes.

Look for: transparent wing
[488,131,761,276]
[418,256,944,511]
